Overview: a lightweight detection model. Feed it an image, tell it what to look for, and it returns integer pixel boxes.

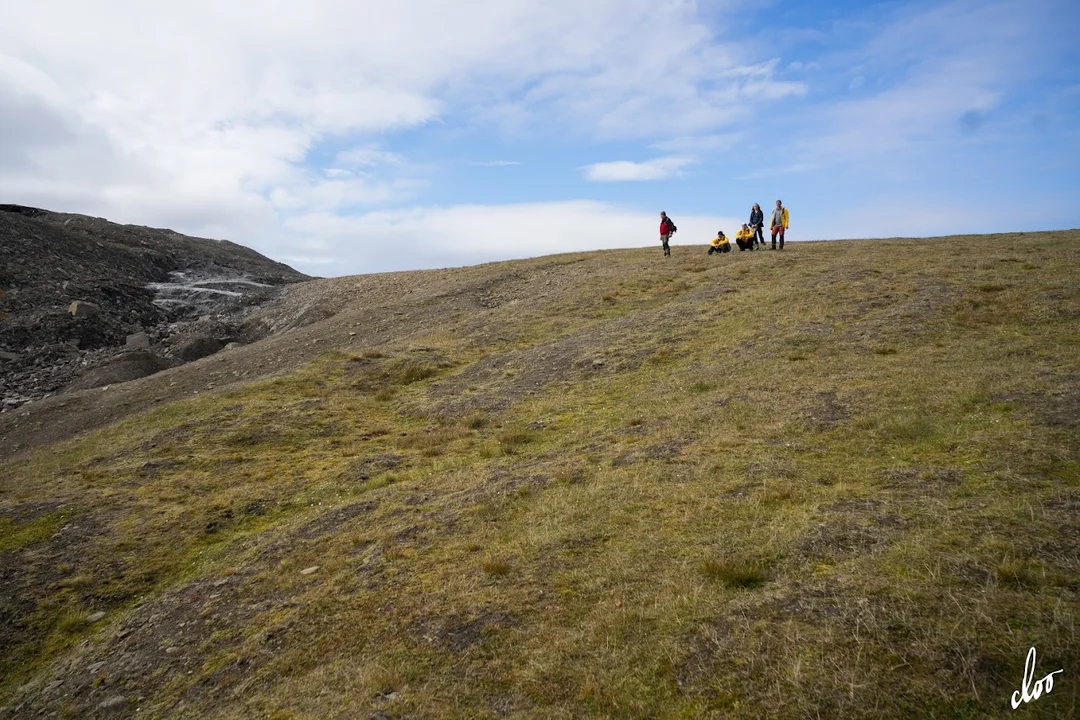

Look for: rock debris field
[0,205,310,411]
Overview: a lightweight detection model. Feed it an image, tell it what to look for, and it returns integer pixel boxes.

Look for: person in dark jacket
[749,204,765,248]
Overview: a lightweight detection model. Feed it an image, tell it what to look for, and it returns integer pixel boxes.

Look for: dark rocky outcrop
[0,205,311,407]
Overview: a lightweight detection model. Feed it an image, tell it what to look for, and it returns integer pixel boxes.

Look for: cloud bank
[0,0,1075,275]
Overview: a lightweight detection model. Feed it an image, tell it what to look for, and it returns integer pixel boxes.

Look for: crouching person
[735,224,756,251]
[708,230,731,255]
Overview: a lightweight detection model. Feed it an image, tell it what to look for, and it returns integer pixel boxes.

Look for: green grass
[0,512,68,552]
[1,231,1078,718]
[697,557,772,588]
[497,427,535,454]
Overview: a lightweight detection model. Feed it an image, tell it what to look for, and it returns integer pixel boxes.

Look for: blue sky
[1,0,1078,275]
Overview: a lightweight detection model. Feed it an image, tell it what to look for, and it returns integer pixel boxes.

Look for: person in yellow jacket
[708,230,731,255]
[735,223,756,251]
[770,200,790,250]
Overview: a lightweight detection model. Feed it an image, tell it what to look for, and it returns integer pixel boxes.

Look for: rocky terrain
[0,205,310,410]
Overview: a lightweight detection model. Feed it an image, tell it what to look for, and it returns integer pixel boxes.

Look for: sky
[1,0,1078,277]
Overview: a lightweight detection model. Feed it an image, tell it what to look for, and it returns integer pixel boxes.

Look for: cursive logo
[1011,646,1063,710]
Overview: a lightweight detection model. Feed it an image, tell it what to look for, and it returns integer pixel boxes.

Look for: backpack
[664,218,677,234]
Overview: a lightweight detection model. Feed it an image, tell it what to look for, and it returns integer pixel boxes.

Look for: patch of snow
[146,283,243,298]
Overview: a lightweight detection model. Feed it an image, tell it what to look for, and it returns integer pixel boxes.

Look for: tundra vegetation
[1,231,1077,718]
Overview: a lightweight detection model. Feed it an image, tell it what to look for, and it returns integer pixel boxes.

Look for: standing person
[770,200,789,250]
[735,223,756,251]
[659,211,677,257]
[749,204,765,248]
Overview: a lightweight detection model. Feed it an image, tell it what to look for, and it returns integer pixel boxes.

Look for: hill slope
[1,231,1078,718]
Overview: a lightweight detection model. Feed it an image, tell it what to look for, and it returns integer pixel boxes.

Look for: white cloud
[282,201,743,274]
[582,156,695,182]
[1,0,1063,277]
[334,146,406,169]
[269,176,428,213]
[786,61,821,73]
[0,0,803,260]
[730,60,809,101]
[810,58,1001,158]
[797,188,1078,241]
[0,1,801,149]
[779,0,1063,168]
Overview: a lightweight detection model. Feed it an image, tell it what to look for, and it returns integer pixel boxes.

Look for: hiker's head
[776,200,782,208]
[660,211,667,218]
[753,203,760,211]
[742,223,749,228]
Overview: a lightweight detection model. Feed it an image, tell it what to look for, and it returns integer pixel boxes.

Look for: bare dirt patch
[295,501,380,541]
[342,454,405,482]
[881,465,964,493]
[804,390,852,429]
[796,499,908,561]
[429,318,657,418]
[409,608,520,654]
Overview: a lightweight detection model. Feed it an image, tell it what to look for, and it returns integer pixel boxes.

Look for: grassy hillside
[1,232,1078,719]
